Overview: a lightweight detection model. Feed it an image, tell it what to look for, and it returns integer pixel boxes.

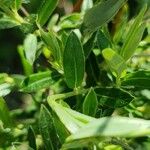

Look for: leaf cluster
[0,0,150,149]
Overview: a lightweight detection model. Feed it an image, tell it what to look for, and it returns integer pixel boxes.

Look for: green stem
[47,85,112,104]
[13,11,24,23]
[48,88,89,103]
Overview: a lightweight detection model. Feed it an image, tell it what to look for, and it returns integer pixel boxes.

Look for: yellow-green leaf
[120,5,147,61]
[102,48,126,77]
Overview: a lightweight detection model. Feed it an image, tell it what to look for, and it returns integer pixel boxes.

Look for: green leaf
[0,83,12,97]
[16,0,22,10]
[66,117,150,142]
[59,13,82,29]
[60,31,68,48]
[48,100,85,134]
[121,71,150,90]
[83,32,96,58]
[102,48,126,77]
[83,88,98,117]
[39,105,59,150]
[81,0,93,13]
[53,113,70,144]
[64,106,96,124]
[94,87,133,108]
[47,14,59,31]
[0,97,12,127]
[63,32,85,89]
[120,5,147,61]
[40,29,62,65]
[24,34,37,65]
[0,74,14,97]
[18,45,33,75]
[0,16,19,29]
[86,52,100,86]
[37,0,59,26]
[13,0,22,10]
[48,99,96,140]
[82,0,127,33]
[11,74,25,89]
[20,71,60,92]
[121,24,145,61]
[27,126,37,150]
[97,30,111,50]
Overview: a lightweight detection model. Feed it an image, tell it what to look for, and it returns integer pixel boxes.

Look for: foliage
[0,0,150,149]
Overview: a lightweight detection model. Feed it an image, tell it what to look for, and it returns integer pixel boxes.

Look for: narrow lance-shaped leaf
[121,71,150,89]
[61,31,68,48]
[48,100,85,134]
[97,30,111,50]
[39,105,59,150]
[37,0,59,26]
[20,71,60,92]
[63,32,85,89]
[66,117,150,142]
[102,48,126,78]
[13,0,22,10]
[16,0,22,9]
[120,5,147,61]
[52,113,70,144]
[64,106,96,123]
[95,87,133,108]
[48,99,96,136]
[83,88,98,117]
[83,32,96,58]
[82,0,127,33]
[24,34,37,65]
[86,52,100,86]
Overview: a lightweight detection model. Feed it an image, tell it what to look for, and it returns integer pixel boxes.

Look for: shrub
[0,0,150,149]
